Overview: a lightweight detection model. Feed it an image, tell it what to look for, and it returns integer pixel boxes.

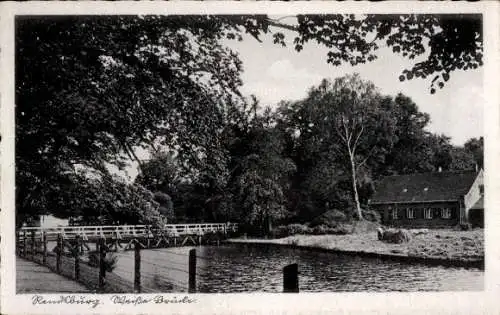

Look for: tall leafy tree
[16,16,247,221]
[464,137,484,169]
[278,74,397,220]
[231,105,296,234]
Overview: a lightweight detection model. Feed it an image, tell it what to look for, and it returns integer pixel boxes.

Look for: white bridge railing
[18,222,238,240]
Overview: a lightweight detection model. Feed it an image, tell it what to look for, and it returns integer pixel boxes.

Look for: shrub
[361,209,381,223]
[270,225,289,238]
[378,228,412,244]
[459,223,473,231]
[87,251,118,272]
[310,210,348,228]
[312,225,329,235]
[287,223,311,235]
[310,224,352,235]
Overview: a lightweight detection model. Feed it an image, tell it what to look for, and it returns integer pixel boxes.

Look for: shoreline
[225,232,484,270]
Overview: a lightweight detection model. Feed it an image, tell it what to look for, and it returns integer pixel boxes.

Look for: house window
[424,208,432,219]
[407,208,415,219]
[442,208,452,219]
[391,208,398,220]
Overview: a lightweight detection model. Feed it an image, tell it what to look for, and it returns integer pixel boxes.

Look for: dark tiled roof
[370,170,478,204]
[471,196,484,210]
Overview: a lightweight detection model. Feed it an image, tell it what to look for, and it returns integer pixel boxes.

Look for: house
[369,169,484,228]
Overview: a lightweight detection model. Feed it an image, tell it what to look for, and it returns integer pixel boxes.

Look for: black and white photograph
[1,2,499,315]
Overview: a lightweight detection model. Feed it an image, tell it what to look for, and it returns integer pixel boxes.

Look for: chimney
[438,166,442,173]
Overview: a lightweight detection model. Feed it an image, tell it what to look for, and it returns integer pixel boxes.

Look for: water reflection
[112,244,483,292]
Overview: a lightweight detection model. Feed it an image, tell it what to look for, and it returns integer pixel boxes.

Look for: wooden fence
[17,229,300,293]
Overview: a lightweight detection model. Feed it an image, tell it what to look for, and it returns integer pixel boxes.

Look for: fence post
[30,230,36,260]
[56,233,62,273]
[98,238,106,291]
[188,248,196,293]
[23,230,27,257]
[42,231,47,265]
[134,241,141,293]
[283,263,299,293]
[74,235,80,281]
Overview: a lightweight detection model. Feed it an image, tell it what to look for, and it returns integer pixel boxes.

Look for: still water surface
[112,244,483,292]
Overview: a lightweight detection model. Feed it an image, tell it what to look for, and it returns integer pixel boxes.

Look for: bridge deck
[18,222,238,242]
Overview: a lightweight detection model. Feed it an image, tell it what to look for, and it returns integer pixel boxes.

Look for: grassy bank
[228,229,484,266]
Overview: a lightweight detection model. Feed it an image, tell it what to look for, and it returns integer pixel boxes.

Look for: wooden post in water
[42,231,47,265]
[283,263,299,293]
[188,249,196,293]
[98,238,106,290]
[56,233,62,273]
[134,241,141,293]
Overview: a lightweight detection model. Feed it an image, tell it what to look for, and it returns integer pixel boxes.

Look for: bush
[270,224,311,238]
[458,223,473,231]
[270,225,289,238]
[362,209,381,223]
[310,210,348,228]
[87,251,118,272]
[311,224,352,235]
[287,223,310,235]
[377,228,412,244]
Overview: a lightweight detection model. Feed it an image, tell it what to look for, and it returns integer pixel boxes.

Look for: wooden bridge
[17,223,239,253]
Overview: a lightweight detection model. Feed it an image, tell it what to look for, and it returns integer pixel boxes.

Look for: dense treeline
[135,75,483,234]
[15,15,483,231]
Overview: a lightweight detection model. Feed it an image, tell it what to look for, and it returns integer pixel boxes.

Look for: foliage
[154,191,175,222]
[310,210,349,228]
[464,137,484,169]
[16,15,247,223]
[16,14,484,228]
[361,209,381,223]
[44,169,164,227]
[231,104,296,234]
[280,74,397,220]
[378,228,412,244]
[136,151,181,196]
[88,251,118,272]
[262,14,482,93]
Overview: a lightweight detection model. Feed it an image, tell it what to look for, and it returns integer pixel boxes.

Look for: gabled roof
[471,196,484,210]
[370,170,479,204]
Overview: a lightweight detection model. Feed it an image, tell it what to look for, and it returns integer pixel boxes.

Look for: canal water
[111,244,483,292]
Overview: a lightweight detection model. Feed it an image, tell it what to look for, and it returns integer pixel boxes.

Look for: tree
[381,93,435,175]
[277,74,397,220]
[154,192,175,223]
[135,150,181,196]
[231,105,296,234]
[16,15,247,222]
[464,137,484,169]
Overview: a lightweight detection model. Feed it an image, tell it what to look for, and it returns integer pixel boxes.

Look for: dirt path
[16,257,90,293]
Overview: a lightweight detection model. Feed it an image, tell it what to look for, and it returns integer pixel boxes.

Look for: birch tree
[291,74,396,220]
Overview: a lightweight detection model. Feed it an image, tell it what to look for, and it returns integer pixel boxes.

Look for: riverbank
[227,229,484,269]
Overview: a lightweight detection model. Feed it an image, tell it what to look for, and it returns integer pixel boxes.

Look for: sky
[223,26,484,147]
